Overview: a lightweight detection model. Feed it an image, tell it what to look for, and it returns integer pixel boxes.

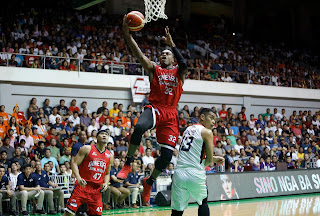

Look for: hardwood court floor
[29,193,320,216]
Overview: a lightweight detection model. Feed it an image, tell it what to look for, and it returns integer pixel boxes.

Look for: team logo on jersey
[92,152,97,156]
[105,153,110,158]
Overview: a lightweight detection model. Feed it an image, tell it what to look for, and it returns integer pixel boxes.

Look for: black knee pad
[130,124,145,146]
[155,147,173,171]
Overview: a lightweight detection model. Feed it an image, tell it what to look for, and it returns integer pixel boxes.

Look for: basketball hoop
[144,0,168,23]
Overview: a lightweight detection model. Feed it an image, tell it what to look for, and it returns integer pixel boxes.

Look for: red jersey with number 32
[149,65,183,108]
[78,144,111,186]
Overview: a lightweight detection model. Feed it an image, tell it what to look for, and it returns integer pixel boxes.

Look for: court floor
[29,193,320,216]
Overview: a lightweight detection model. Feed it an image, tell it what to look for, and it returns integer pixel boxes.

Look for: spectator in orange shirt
[0,116,6,140]
[31,127,46,146]
[126,111,132,129]
[133,112,141,126]
[12,106,26,126]
[114,111,128,128]
[0,105,9,126]
[219,104,228,119]
[7,117,19,138]
[69,99,80,112]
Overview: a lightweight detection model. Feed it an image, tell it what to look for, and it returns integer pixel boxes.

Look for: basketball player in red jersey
[63,130,113,216]
[117,15,188,205]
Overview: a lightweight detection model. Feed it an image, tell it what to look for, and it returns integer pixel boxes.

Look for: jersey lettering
[168,135,177,143]
[180,136,194,152]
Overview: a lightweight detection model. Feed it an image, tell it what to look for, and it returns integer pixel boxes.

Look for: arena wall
[0,67,319,115]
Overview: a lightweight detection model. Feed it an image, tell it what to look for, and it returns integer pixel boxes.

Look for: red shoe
[117,164,132,180]
[142,177,152,205]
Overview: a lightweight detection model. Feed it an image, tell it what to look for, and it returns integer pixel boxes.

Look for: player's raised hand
[101,182,109,193]
[212,156,225,164]
[77,177,87,187]
[162,26,175,47]
[123,15,130,36]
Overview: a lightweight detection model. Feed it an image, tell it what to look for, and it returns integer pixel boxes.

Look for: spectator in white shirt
[87,118,98,137]
[68,111,80,127]
[49,107,62,125]
[307,124,315,135]
[142,148,155,166]
[315,155,320,168]
[100,118,115,137]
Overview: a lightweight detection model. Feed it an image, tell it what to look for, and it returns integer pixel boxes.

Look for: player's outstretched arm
[202,128,214,167]
[72,145,91,187]
[101,154,114,192]
[123,15,156,75]
[162,26,188,82]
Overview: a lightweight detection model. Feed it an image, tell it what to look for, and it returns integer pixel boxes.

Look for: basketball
[127,11,145,31]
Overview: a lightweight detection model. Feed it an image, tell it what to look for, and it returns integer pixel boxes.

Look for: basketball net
[144,0,168,23]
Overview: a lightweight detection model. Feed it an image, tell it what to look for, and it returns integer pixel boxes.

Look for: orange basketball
[127,11,145,31]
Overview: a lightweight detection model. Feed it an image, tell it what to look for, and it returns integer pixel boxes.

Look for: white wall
[0,67,319,116]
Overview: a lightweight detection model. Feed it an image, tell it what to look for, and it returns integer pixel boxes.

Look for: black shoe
[35,209,47,214]
[48,210,56,214]
[22,211,29,216]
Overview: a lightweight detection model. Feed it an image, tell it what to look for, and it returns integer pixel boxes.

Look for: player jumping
[171,108,224,216]
[63,130,113,216]
[117,15,188,205]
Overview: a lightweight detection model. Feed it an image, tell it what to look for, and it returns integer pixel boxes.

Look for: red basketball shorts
[147,104,179,149]
[65,183,103,215]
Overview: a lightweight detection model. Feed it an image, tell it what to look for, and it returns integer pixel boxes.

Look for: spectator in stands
[109,102,120,118]
[40,149,60,174]
[57,99,69,119]
[87,118,98,138]
[0,106,9,127]
[300,154,310,169]
[42,98,53,116]
[99,109,112,128]
[34,141,46,161]
[245,156,260,171]
[260,156,275,171]
[68,111,80,128]
[0,165,17,215]
[141,93,149,107]
[59,148,71,165]
[49,107,61,125]
[9,162,20,189]
[125,162,143,208]
[110,158,130,208]
[227,150,241,172]
[0,136,15,160]
[48,138,60,160]
[34,161,64,214]
[142,148,155,167]
[46,127,60,147]
[69,99,80,113]
[0,117,6,141]
[11,148,26,168]
[80,109,91,130]
[27,98,38,121]
[17,164,45,215]
[219,104,228,119]
[214,141,226,157]
[114,111,128,129]
[19,126,33,151]
[0,150,11,173]
[97,101,108,115]
[7,117,19,138]
[178,112,187,135]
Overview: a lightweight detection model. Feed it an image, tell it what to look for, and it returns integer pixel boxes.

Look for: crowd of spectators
[0,6,319,88]
[0,96,320,213]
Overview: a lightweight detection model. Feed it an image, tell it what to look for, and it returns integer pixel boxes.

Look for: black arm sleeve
[172,46,188,73]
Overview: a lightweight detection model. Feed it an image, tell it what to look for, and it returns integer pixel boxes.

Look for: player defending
[117,15,188,205]
[63,130,113,216]
[171,108,224,216]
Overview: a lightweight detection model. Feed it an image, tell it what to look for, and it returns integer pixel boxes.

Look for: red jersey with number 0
[149,65,183,109]
[78,144,111,186]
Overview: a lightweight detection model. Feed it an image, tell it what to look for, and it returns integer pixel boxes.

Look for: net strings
[144,0,168,23]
